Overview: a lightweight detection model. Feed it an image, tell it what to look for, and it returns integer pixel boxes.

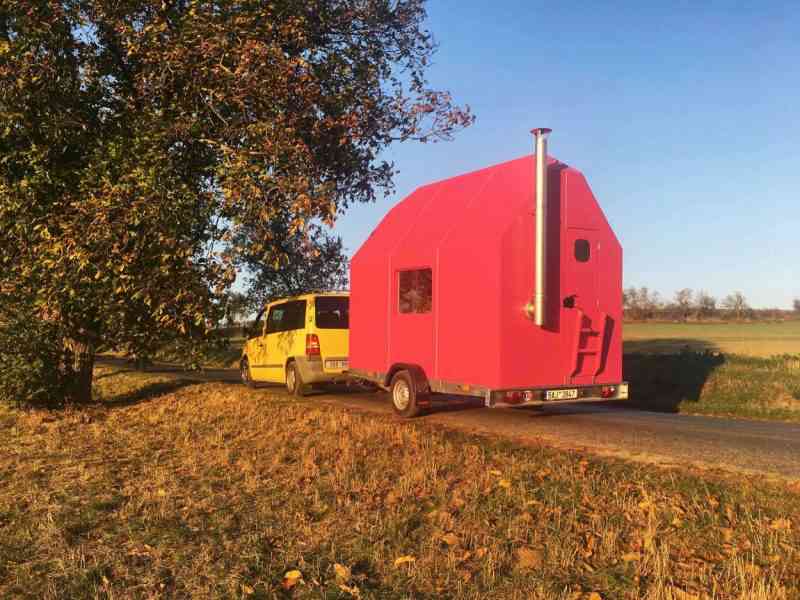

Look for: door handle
[563,295,577,308]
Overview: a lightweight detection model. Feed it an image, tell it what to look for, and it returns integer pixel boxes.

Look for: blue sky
[334,1,799,309]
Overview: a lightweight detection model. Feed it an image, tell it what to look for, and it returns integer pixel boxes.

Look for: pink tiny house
[349,129,627,416]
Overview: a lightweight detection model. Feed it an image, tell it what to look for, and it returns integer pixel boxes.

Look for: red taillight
[601,386,616,398]
[505,390,524,403]
[306,334,320,356]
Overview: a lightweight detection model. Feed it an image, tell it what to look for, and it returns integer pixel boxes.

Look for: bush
[0,308,69,409]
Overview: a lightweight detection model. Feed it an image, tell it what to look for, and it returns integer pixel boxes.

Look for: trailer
[348,128,628,416]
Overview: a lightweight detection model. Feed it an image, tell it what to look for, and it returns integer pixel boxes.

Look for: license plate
[545,388,578,401]
[325,360,348,370]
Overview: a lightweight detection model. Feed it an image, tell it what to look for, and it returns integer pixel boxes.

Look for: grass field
[1,367,800,599]
[623,321,800,357]
[623,321,800,420]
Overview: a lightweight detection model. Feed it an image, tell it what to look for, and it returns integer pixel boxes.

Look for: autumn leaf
[515,547,543,570]
[394,555,416,567]
[333,563,351,582]
[498,479,511,489]
[441,533,459,547]
[339,583,361,597]
[281,570,303,589]
[770,518,792,531]
[621,552,640,563]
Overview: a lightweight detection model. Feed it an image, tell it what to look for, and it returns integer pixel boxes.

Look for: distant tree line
[624,287,800,322]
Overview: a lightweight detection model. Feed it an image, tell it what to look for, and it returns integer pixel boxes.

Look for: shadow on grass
[624,347,725,413]
[91,378,200,409]
[94,369,129,381]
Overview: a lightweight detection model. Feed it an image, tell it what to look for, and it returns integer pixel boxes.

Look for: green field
[623,321,800,357]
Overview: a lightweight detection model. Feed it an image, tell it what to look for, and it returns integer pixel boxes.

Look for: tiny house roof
[353,154,615,263]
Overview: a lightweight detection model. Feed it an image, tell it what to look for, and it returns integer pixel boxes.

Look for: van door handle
[563,295,577,308]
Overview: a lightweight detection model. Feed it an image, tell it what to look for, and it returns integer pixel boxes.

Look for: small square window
[398,268,432,314]
[575,239,590,262]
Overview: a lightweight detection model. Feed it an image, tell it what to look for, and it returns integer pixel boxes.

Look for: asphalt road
[106,359,800,481]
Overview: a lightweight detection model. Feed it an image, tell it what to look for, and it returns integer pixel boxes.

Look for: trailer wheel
[390,370,425,418]
[286,361,308,397]
[241,357,255,389]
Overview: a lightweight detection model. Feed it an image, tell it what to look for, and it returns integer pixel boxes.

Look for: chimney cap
[530,127,552,136]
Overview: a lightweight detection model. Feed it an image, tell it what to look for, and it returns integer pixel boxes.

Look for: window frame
[397,267,433,315]
[314,296,350,329]
[574,239,591,263]
[266,300,307,334]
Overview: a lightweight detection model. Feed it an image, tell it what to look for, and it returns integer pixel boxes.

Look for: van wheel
[241,357,255,389]
[286,361,308,397]
[390,371,425,418]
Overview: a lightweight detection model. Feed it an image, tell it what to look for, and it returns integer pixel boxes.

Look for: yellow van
[240,291,349,395]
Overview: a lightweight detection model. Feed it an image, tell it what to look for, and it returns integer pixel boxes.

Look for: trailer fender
[385,364,431,399]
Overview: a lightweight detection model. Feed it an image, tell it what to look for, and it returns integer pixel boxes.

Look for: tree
[794,298,800,315]
[0,1,473,406]
[696,290,717,320]
[224,293,252,328]
[673,288,693,321]
[722,291,748,321]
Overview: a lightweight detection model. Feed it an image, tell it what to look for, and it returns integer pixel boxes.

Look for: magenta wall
[350,155,623,390]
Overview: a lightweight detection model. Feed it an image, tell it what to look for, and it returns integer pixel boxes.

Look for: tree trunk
[63,337,95,404]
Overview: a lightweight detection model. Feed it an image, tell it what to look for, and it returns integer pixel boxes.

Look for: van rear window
[399,268,432,314]
[315,296,349,329]
[266,300,306,333]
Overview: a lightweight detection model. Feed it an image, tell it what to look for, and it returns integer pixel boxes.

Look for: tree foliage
[0,0,473,406]
[236,214,350,323]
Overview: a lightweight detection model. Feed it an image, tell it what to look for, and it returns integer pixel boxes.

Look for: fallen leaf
[669,589,699,600]
[770,518,792,531]
[744,563,761,576]
[515,547,543,570]
[394,555,416,567]
[720,527,734,542]
[450,496,466,510]
[282,570,303,589]
[586,593,603,600]
[333,563,351,582]
[489,469,502,476]
[339,583,360,597]
[498,479,511,489]
[241,583,254,595]
[475,547,488,559]
[621,552,640,563]
[441,533,459,547]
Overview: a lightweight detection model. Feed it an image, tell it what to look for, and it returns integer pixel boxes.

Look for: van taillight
[306,334,320,356]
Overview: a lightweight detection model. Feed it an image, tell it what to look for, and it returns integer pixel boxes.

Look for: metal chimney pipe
[531,127,551,327]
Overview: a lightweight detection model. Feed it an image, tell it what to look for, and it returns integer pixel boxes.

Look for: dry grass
[1,368,799,599]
